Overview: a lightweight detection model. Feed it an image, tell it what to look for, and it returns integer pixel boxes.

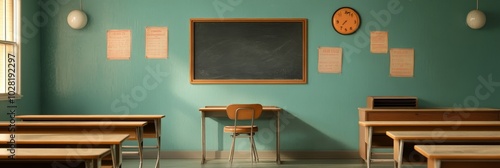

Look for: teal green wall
[40,0,500,151]
[0,1,41,121]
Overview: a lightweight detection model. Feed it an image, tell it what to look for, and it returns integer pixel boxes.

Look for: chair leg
[249,136,255,163]
[229,135,236,164]
[250,134,259,162]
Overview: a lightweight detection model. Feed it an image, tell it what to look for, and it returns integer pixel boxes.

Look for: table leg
[428,158,440,168]
[110,145,117,168]
[137,127,144,168]
[366,126,373,168]
[154,119,161,168]
[276,111,281,164]
[398,140,404,168]
[201,112,206,164]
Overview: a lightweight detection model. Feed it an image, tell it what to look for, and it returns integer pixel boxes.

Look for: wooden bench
[387,131,500,168]
[415,145,500,168]
[359,121,500,168]
[0,148,111,168]
[0,133,129,168]
[16,114,165,168]
[0,121,146,168]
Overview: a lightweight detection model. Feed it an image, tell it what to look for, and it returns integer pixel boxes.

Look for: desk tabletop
[0,148,110,159]
[0,134,129,144]
[0,121,147,127]
[17,114,165,120]
[359,121,500,127]
[199,106,281,111]
[387,131,500,140]
[414,145,500,159]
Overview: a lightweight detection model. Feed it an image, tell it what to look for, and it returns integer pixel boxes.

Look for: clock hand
[342,20,347,25]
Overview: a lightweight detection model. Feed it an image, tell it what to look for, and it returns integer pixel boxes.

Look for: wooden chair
[224,104,263,164]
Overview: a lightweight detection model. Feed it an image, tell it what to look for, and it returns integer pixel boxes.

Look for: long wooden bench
[16,114,165,168]
[415,145,500,168]
[387,131,500,168]
[0,121,146,168]
[359,120,500,168]
[0,133,129,168]
[0,148,110,168]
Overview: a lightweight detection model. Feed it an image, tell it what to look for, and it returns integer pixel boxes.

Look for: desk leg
[428,159,440,168]
[154,119,161,168]
[110,145,117,168]
[276,111,281,164]
[397,140,404,168]
[366,126,372,168]
[137,127,144,168]
[201,112,206,164]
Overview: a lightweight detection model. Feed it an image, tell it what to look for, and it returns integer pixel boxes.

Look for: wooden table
[199,106,282,164]
[0,133,129,168]
[16,114,164,168]
[387,131,500,168]
[415,145,500,168]
[358,107,500,161]
[0,148,111,168]
[0,121,146,168]
[359,121,500,168]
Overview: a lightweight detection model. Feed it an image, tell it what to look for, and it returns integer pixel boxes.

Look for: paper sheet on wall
[318,47,342,73]
[107,30,131,60]
[370,31,388,54]
[390,48,414,77]
[145,27,168,59]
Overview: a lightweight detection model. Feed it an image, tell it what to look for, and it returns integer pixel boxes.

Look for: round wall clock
[332,7,361,35]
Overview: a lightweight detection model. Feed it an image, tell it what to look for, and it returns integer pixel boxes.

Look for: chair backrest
[226,104,263,121]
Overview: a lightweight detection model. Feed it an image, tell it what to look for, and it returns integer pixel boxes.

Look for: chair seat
[224,126,259,133]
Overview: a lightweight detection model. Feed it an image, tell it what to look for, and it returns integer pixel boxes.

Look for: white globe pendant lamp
[67,0,87,29]
[466,0,486,29]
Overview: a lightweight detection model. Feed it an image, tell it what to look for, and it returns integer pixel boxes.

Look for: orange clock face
[332,7,361,35]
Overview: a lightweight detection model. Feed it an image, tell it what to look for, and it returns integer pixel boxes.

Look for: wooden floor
[120,158,426,168]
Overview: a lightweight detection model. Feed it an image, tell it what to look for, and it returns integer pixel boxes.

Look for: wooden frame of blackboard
[190,18,308,84]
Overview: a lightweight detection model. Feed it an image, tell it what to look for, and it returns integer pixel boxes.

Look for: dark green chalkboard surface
[190,18,307,84]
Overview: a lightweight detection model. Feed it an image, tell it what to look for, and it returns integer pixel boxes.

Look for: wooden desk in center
[199,106,282,164]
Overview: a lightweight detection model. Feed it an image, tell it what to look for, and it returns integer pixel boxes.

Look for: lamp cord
[476,0,479,10]
[80,0,83,10]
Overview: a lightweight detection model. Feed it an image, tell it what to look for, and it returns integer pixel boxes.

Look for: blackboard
[190,18,307,84]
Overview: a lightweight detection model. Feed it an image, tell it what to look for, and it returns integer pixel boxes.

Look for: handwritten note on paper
[145,27,168,59]
[107,30,131,60]
[390,48,414,77]
[318,47,342,73]
[370,31,388,54]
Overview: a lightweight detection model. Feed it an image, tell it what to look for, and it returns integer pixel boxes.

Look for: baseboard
[123,150,359,159]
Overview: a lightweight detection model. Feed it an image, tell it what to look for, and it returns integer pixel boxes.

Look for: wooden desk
[16,114,164,168]
[359,121,500,168]
[358,108,500,161]
[0,133,129,168]
[387,131,500,168]
[415,145,500,168]
[0,148,111,168]
[0,121,146,168]
[199,106,282,164]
